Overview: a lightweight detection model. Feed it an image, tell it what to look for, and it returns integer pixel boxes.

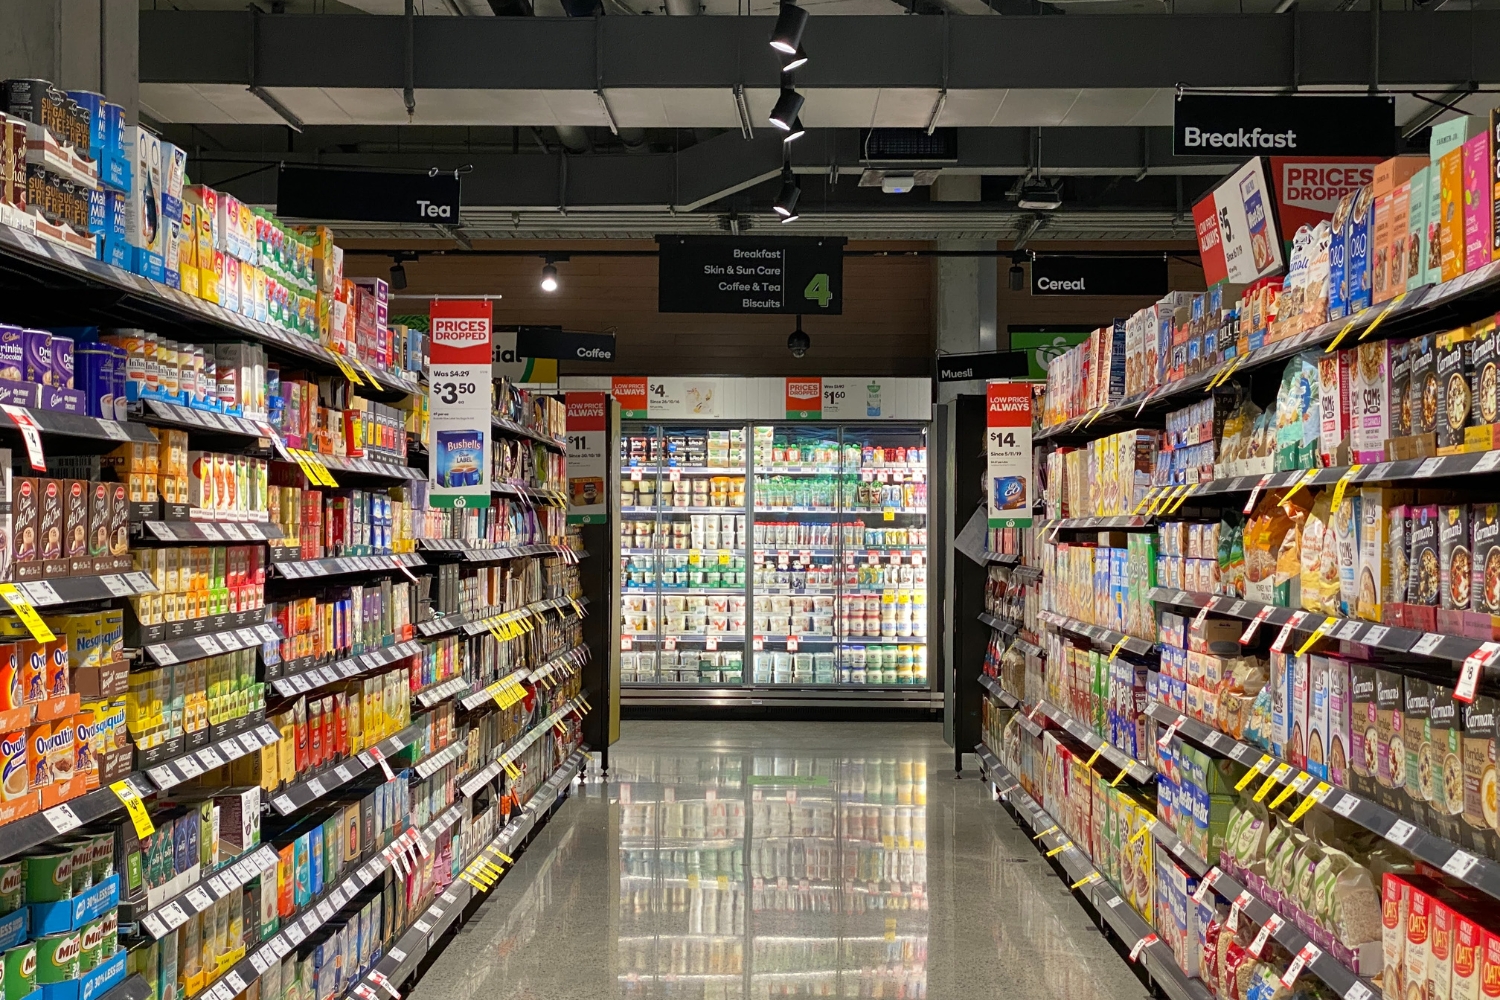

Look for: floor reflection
[614,752,929,998]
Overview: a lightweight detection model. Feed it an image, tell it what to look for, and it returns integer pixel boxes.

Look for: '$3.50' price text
[432,380,478,404]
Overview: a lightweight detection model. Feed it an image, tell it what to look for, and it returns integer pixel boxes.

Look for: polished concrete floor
[410,721,1153,999]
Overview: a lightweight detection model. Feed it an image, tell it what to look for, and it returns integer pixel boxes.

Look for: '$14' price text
[432,379,479,405]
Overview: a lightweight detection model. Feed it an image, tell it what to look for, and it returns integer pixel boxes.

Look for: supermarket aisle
[410,721,1150,999]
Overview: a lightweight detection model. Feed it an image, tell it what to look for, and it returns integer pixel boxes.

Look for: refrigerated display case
[618,421,933,705]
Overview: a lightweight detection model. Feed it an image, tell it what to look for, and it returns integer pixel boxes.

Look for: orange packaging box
[1441,147,1468,282]
[1373,156,1428,302]
[25,721,49,790]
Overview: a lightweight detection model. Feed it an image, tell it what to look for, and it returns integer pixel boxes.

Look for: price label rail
[456,645,587,712]
[146,723,283,791]
[137,399,267,439]
[141,520,282,543]
[1149,588,1496,664]
[1009,565,1043,584]
[460,595,588,638]
[491,416,567,453]
[1171,452,1500,500]
[1037,610,1156,657]
[491,480,569,507]
[1035,698,1155,783]
[92,975,152,1000]
[294,453,424,483]
[128,605,276,648]
[133,844,282,940]
[1040,515,1154,532]
[272,553,426,581]
[1010,637,1046,658]
[269,640,423,697]
[1143,701,1500,905]
[974,744,1211,1000]
[269,725,421,817]
[978,612,1018,636]
[413,676,471,710]
[17,572,158,608]
[144,621,284,668]
[2,772,157,861]
[976,674,1018,709]
[1149,822,1377,1000]
[982,551,1021,566]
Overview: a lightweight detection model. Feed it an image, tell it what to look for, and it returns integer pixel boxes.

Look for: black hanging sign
[1030,256,1169,297]
[277,166,461,224]
[656,236,845,314]
[1173,95,1396,157]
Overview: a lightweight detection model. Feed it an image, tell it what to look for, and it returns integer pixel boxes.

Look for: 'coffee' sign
[1173,95,1395,157]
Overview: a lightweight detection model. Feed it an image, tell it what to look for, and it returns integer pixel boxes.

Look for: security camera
[788,329,811,358]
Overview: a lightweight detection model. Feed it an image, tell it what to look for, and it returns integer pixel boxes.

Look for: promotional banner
[492,328,558,386]
[1173,95,1395,157]
[986,382,1033,529]
[1268,157,1382,236]
[611,377,722,419]
[428,299,492,509]
[785,378,823,420]
[564,392,608,525]
[807,379,900,418]
[1193,158,1285,286]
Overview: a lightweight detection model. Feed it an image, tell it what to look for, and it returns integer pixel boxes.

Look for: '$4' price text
[432,379,479,404]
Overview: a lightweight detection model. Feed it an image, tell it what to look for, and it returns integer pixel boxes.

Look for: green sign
[1008,328,1093,380]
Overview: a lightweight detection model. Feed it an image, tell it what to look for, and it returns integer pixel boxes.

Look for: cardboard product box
[1464,133,1494,273]
[1410,334,1439,436]
[1307,653,1331,780]
[121,127,161,257]
[1348,184,1376,314]
[1377,668,1406,789]
[1430,684,1464,820]
[1374,156,1427,302]
[1289,653,1310,770]
[1351,663,1379,779]
[1354,341,1393,463]
[1404,677,1434,805]
[62,479,88,576]
[1437,328,1476,454]
[1440,146,1467,282]
[1403,879,1433,1000]
[38,479,65,579]
[1327,655,1353,787]
[1361,486,1414,622]
[1431,898,1455,1000]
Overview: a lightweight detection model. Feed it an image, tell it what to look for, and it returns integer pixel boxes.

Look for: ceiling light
[769,88,804,131]
[783,117,806,144]
[540,263,559,292]
[773,171,801,219]
[1008,264,1025,292]
[782,44,808,71]
[1016,179,1062,211]
[881,174,915,194]
[770,3,808,55]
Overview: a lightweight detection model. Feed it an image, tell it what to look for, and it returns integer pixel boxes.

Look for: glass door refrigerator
[751,424,930,690]
[619,419,931,703]
[618,422,750,688]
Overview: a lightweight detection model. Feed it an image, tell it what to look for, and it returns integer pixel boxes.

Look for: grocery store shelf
[756,467,840,475]
[0,771,158,861]
[134,844,281,940]
[142,519,282,542]
[1010,565,1042,583]
[135,398,266,439]
[974,744,1211,1000]
[144,620,283,667]
[19,571,158,607]
[1148,824,1377,1000]
[270,552,425,580]
[1144,701,1500,905]
[414,676,471,709]
[1041,515,1152,531]
[458,646,587,712]
[492,415,566,451]
[0,223,422,398]
[980,677,1151,781]
[1149,587,1493,664]
[415,594,585,639]
[625,465,744,475]
[95,975,151,1000]
[620,686,941,709]
[1012,636,1045,657]
[145,722,282,791]
[623,587,746,596]
[624,505,747,515]
[299,452,423,482]
[492,480,567,506]
[418,538,577,563]
[269,640,423,697]
[459,595,588,637]
[128,605,275,647]
[270,725,421,817]
[1037,609,1155,656]
[979,611,1018,635]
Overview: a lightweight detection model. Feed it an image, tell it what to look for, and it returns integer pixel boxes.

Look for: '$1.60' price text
[432,380,478,405]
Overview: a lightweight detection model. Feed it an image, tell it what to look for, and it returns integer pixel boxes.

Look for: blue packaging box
[39,386,83,415]
[30,875,119,936]
[308,825,323,897]
[101,104,128,192]
[39,946,126,1000]
[0,907,28,950]
[133,248,163,284]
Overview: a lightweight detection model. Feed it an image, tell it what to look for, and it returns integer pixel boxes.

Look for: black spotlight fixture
[389,251,416,291]
[773,168,801,221]
[787,317,811,358]
[782,44,809,71]
[770,2,809,55]
[783,116,806,144]
[769,87,804,131]
[1008,262,1025,292]
[540,262,559,293]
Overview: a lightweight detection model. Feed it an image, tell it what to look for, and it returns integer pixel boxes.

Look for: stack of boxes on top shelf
[1043,116,1500,431]
[0,80,113,253]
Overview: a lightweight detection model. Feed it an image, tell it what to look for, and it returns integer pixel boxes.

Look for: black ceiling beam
[142,9,1500,93]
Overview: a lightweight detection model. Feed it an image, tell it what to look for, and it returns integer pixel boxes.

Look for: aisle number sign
[428,300,493,509]
[986,382,1033,529]
[565,392,608,525]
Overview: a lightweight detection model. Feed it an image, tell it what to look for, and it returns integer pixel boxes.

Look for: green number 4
[803,273,832,308]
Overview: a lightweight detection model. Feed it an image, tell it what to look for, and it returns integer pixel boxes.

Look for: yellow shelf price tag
[1085,405,1108,427]
[331,353,365,387]
[1294,618,1338,657]
[1045,841,1072,857]
[1252,772,1282,802]
[1132,488,1160,516]
[1253,763,1294,803]
[491,850,514,864]
[1288,782,1332,822]
[110,780,155,838]
[1325,316,1360,353]
[1032,824,1058,841]
[1269,773,1308,810]
[1235,755,1273,791]
[1359,292,1406,341]
[1071,872,1102,890]
[0,585,56,643]
[1129,821,1155,845]
[1279,468,1320,506]
[1108,637,1130,661]
[1167,484,1197,515]
[1085,746,1104,769]
[1110,767,1130,787]
[1330,465,1362,512]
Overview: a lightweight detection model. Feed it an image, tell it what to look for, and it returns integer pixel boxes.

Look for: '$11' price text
[432,379,479,405]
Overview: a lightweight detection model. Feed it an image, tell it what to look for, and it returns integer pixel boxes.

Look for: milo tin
[77,917,102,974]
[22,851,72,903]
[59,841,91,894]
[0,860,22,915]
[89,832,114,883]
[3,941,35,999]
[98,908,117,962]
[34,931,79,984]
